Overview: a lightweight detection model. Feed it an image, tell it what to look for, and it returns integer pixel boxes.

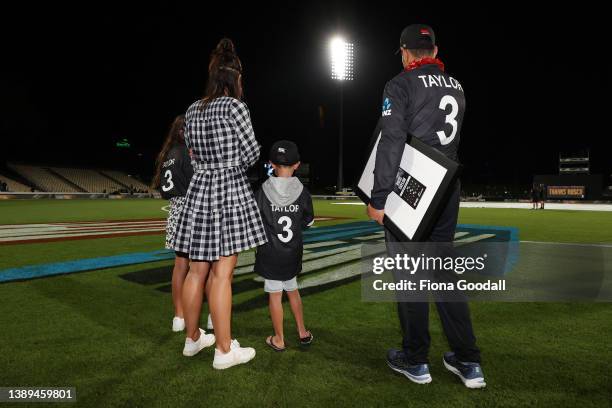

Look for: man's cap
[269,140,300,165]
[396,24,436,54]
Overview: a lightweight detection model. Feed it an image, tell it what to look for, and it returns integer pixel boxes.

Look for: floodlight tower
[330,36,354,191]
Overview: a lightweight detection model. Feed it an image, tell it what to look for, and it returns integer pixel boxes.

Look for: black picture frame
[354,120,462,242]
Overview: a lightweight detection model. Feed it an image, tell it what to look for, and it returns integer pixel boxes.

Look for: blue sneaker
[443,352,486,389]
[387,349,432,384]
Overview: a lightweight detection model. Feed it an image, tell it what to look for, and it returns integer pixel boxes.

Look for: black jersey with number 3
[371,62,465,210]
[159,144,194,199]
[254,177,314,281]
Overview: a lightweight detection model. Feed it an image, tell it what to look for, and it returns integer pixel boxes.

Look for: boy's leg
[286,286,309,338]
[268,290,285,348]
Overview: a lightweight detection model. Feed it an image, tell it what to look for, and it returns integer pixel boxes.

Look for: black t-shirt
[371,63,466,210]
[159,144,194,199]
[254,184,314,280]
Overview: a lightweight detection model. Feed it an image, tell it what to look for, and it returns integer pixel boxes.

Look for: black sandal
[266,335,286,352]
[299,331,313,345]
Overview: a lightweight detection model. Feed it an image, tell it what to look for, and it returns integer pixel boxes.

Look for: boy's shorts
[264,277,298,293]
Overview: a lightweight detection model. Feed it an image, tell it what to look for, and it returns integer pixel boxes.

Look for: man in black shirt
[255,140,314,351]
[367,24,485,388]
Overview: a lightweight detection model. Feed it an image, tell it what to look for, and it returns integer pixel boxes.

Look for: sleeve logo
[382,98,392,116]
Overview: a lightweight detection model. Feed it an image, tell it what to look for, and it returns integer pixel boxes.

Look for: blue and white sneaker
[387,349,432,384]
[443,352,486,389]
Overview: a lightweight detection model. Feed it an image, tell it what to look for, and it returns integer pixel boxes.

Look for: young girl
[174,38,267,369]
[153,115,205,333]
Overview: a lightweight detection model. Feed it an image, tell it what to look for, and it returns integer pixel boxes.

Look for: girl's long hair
[201,38,243,109]
[151,114,186,189]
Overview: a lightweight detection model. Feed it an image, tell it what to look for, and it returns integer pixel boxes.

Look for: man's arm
[370,79,409,210]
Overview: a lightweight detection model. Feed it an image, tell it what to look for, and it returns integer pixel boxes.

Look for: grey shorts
[264,277,298,293]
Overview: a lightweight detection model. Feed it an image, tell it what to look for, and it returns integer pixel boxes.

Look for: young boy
[255,140,314,351]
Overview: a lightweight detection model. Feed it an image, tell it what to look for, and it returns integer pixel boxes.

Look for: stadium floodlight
[330,37,354,81]
[329,36,354,191]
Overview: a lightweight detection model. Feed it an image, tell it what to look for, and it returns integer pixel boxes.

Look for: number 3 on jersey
[277,216,293,243]
[162,169,174,192]
[436,95,458,146]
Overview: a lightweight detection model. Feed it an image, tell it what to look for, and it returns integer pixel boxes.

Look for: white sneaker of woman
[212,339,256,369]
[183,328,215,356]
[172,316,185,332]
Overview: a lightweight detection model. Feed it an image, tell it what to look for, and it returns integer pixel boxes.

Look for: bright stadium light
[329,36,354,191]
[330,37,354,81]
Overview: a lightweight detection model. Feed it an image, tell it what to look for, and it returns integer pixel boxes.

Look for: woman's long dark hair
[201,38,243,108]
[151,114,186,189]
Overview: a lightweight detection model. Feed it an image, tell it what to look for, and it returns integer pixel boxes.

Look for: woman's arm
[231,100,260,167]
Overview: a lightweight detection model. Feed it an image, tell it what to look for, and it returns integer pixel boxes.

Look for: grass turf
[0,199,611,407]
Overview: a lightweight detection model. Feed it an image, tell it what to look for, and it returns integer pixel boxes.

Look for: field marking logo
[1,222,515,293]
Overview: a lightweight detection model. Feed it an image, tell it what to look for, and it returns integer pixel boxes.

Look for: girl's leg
[209,255,237,353]
[172,255,189,318]
[182,261,210,340]
[286,289,309,338]
[268,292,284,347]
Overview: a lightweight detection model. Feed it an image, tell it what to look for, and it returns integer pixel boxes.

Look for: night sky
[1,3,607,191]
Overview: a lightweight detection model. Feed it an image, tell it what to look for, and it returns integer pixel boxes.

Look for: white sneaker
[212,339,256,369]
[207,314,214,330]
[172,317,185,332]
[183,328,215,357]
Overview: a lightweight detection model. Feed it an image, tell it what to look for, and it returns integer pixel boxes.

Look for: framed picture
[355,121,461,241]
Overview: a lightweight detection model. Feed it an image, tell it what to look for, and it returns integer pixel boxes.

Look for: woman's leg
[182,260,210,340]
[268,292,285,347]
[209,255,237,353]
[172,255,189,318]
[286,289,309,338]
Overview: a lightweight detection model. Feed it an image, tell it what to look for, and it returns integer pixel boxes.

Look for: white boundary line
[520,240,612,248]
[328,201,612,212]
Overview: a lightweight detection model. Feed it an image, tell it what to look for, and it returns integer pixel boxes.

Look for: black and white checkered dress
[173,97,267,261]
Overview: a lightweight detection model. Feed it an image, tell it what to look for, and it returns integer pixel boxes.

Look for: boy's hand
[367,204,385,225]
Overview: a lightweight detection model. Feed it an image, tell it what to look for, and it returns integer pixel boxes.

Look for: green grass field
[0,199,611,407]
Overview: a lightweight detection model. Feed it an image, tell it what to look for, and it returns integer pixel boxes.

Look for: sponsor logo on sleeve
[382,98,392,117]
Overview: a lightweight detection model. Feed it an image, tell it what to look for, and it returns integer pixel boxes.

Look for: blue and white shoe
[443,352,486,389]
[387,349,432,384]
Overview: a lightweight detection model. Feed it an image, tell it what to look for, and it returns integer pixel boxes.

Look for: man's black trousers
[385,181,481,364]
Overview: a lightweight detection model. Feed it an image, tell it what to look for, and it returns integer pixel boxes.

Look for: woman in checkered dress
[174,38,265,368]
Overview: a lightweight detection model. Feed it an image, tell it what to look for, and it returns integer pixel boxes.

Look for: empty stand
[0,174,31,192]
[7,164,153,193]
[8,164,79,192]
[50,167,124,193]
[100,170,152,193]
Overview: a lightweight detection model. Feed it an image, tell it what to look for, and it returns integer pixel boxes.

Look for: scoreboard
[547,185,585,199]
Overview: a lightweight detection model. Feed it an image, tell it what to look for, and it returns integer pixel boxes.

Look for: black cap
[269,140,300,165]
[397,24,436,54]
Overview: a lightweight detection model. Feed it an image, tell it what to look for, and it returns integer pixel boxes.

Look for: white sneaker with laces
[212,339,256,369]
[183,328,215,357]
[207,314,214,330]
[172,317,185,332]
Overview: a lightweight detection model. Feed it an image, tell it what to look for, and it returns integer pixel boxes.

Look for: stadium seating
[8,164,79,192]
[0,174,31,192]
[50,167,124,193]
[7,163,153,193]
[100,170,153,193]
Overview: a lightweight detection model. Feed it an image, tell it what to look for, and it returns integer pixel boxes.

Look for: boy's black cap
[396,24,436,54]
[269,140,300,165]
